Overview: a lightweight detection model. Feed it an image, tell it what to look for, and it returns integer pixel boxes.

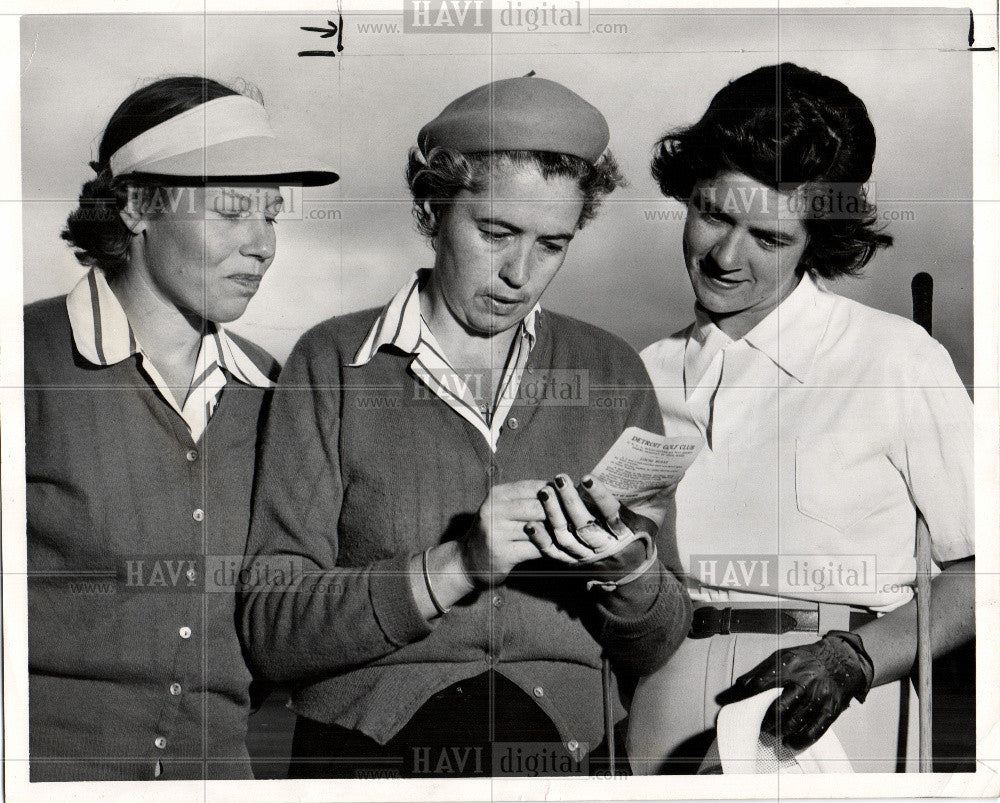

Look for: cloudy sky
[20,8,973,384]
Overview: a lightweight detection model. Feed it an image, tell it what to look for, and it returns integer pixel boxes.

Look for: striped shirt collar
[66,268,273,441]
[351,270,540,451]
[351,270,539,365]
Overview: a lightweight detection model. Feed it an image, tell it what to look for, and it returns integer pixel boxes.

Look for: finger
[539,485,593,559]
[493,480,550,500]
[498,498,546,522]
[762,683,807,738]
[523,522,577,564]
[547,481,610,551]
[780,696,825,747]
[506,521,545,542]
[579,476,622,523]
[553,474,602,533]
[784,705,837,752]
[716,681,759,707]
[733,658,782,698]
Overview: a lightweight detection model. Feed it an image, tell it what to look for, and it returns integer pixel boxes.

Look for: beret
[417,75,610,164]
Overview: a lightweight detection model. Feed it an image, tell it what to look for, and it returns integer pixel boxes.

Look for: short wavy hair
[651,62,893,278]
[405,147,625,239]
[61,76,245,281]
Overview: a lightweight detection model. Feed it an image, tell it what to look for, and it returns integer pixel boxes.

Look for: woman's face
[426,164,585,337]
[130,185,281,323]
[682,170,809,340]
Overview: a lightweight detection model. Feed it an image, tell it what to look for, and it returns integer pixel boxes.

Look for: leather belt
[689,606,875,638]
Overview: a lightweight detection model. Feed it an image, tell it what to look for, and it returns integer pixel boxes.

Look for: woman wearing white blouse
[628,63,974,774]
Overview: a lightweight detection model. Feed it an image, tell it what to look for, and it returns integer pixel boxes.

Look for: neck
[703,307,761,341]
[419,280,520,368]
[108,265,206,397]
[703,275,805,340]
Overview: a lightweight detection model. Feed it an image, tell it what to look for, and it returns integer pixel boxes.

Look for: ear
[422,201,440,251]
[119,187,149,235]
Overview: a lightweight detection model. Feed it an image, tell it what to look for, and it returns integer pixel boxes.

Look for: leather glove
[717,630,875,751]
[574,505,659,591]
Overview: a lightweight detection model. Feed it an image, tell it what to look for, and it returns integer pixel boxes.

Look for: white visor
[107,95,338,186]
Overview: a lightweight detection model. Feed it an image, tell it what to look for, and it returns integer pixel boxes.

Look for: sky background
[20,9,974,386]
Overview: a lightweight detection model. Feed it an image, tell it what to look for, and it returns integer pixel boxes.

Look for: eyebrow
[216,191,284,214]
[693,192,801,244]
[475,216,576,242]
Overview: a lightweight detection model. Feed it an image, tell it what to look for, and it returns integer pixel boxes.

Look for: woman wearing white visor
[25,76,337,781]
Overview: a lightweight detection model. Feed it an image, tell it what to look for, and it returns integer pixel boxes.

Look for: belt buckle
[718,606,732,635]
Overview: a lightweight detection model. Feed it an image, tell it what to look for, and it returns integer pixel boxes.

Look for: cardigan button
[492,594,503,608]
[532,686,544,698]
[154,736,167,749]
[567,740,580,752]
[507,417,518,430]
[186,449,198,462]
[192,509,204,522]
[179,626,192,639]
[169,683,182,696]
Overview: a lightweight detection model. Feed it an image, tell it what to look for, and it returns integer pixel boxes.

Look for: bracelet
[422,549,451,616]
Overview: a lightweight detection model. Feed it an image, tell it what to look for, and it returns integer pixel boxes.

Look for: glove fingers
[783,705,836,752]
[733,655,784,699]
[760,683,806,736]
[777,693,824,744]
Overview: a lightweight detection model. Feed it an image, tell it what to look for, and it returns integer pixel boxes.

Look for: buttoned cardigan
[26,296,278,781]
[240,307,692,750]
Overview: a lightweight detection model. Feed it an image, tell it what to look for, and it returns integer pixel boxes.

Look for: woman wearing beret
[25,76,338,780]
[628,63,974,773]
[240,74,692,778]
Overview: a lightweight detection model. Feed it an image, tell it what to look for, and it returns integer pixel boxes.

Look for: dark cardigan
[25,296,277,781]
[240,307,692,751]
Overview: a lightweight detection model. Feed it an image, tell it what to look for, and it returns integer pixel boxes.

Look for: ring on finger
[571,518,598,533]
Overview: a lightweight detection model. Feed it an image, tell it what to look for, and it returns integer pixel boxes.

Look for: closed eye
[700,208,729,225]
[480,228,512,243]
[753,232,792,250]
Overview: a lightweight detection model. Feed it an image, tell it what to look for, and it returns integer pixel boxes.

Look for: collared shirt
[241,301,688,749]
[66,268,273,442]
[26,290,278,780]
[351,270,538,452]
[641,273,974,612]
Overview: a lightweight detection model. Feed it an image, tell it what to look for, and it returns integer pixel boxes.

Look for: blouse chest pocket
[794,434,892,532]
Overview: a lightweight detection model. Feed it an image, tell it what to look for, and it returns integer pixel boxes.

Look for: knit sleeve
[238,324,433,684]
[589,346,692,677]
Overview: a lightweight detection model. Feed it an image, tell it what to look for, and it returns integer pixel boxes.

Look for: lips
[227,274,264,293]
[698,258,744,288]
[483,293,526,312]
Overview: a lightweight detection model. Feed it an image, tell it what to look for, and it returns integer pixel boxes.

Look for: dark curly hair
[405,146,625,239]
[651,62,892,278]
[61,77,242,280]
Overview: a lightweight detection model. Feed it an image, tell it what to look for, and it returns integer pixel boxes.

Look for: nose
[239,216,276,262]
[497,241,532,288]
[710,227,744,272]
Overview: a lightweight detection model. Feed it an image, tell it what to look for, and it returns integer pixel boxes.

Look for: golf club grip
[911,272,933,336]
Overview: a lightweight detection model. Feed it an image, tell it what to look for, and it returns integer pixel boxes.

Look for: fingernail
[556,476,568,488]
[538,489,549,500]
[582,476,593,488]
[524,524,535,535]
